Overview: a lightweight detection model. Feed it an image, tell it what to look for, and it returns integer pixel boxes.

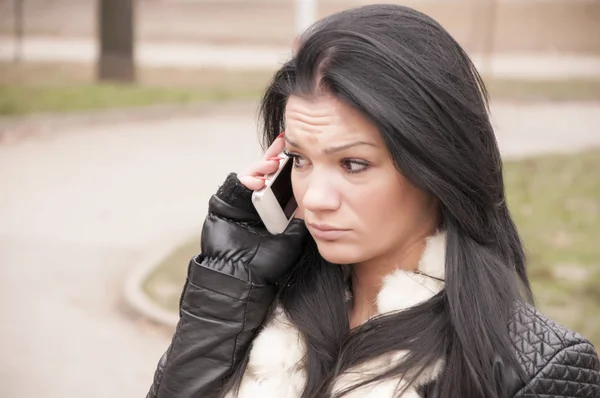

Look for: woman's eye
[291,156,308,168]
[342,159,370,174]
[284,150,307,169]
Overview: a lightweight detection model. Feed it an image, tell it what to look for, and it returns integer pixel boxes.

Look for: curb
[123,241,185,329]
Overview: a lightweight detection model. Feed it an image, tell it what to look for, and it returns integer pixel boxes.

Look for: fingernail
[268,156,281,162]
[256,176,268,181]
[277,131,285,138]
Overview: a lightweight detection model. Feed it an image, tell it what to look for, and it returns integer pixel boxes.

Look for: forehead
[284,95,380,142]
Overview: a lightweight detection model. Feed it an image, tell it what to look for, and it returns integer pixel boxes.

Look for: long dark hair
[226,4,533,398]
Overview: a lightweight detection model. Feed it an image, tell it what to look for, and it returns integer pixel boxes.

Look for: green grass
[143,150,600,349]
[504,150,600,344]
[142,239,200,314]
[1,62,600,116]
[0,62,270,116]
[0,84,259,115]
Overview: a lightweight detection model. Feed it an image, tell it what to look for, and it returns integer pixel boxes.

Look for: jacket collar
[375,231,446,315]
[230,231,448,398]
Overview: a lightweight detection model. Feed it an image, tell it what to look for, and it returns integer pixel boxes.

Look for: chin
[314,240,365,265]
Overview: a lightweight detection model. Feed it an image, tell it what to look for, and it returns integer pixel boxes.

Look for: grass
[0,62,271,115]
[142,239,200,314]
[0,85,242,115]
[143,150,600,349]
[504,150,600,345]
[1,62,600,116]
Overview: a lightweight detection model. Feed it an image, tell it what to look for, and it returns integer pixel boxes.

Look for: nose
[301,175,341,214]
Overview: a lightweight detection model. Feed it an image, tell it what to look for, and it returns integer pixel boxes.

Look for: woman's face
[284,94,438,265]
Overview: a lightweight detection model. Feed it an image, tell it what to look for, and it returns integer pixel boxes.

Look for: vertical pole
[295,0,317,35]
[482,0,498,77]
[467,0,482,53]
[14,0,24,63]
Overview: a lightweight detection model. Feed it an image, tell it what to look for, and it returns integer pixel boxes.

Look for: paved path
[2,36,600,79]
[0,101,599,398]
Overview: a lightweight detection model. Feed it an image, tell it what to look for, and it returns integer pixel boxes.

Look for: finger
[250,159,282,176]
[263,133,286,160]
[240,158,281,179]
[238,175,267,191]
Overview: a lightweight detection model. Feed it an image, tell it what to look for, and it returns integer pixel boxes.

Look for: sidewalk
[2,36,600,79]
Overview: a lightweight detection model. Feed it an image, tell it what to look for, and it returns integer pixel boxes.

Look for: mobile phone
[252,154,298,234]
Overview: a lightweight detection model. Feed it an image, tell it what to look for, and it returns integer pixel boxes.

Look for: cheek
[358,175,432,244]
[355,180,404,230]
[349,172,419,254]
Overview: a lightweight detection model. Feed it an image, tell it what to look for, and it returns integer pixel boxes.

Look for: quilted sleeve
[515,340,600,397]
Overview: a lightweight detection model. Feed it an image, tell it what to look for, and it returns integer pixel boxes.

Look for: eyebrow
[284,136,377,154]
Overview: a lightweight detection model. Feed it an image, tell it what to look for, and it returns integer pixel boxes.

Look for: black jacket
[147,179,600,398]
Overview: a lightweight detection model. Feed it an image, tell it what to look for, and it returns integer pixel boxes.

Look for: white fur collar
[226,231,447,398]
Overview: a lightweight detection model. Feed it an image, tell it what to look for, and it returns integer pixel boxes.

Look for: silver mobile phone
[251,154,298,234]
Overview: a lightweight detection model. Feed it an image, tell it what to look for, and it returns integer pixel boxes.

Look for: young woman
[147,5,599,398]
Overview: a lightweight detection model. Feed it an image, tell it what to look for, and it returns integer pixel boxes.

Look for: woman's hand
[200,132,308,285]
[237,132,286,190]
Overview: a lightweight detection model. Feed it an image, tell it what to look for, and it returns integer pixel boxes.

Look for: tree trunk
[97,0,135,83]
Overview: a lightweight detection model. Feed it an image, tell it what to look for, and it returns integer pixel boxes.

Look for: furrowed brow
[284,136,376,154]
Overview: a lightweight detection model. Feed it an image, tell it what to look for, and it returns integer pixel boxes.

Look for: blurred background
[0,1,598,397]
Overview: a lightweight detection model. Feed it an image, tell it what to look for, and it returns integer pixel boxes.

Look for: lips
[309,223,342,231]
[307,223,349,241]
